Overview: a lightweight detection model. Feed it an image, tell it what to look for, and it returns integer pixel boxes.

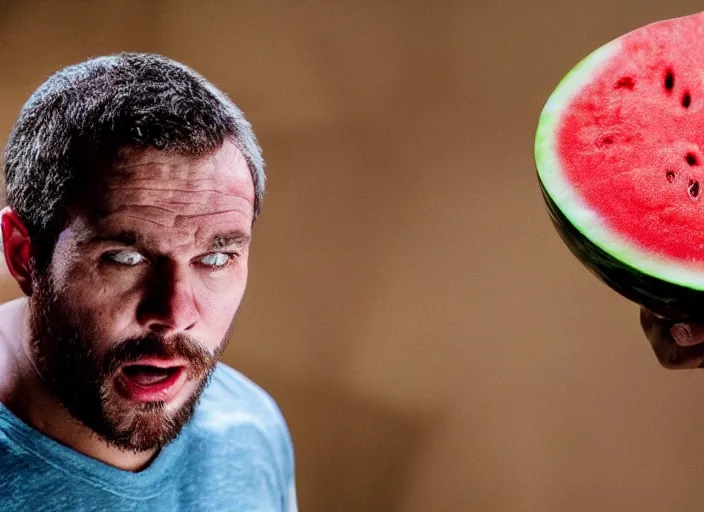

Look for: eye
[105,251,145,266]
[198,253,232,268]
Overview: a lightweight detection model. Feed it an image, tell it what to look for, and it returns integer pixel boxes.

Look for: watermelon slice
[536,11,704,321]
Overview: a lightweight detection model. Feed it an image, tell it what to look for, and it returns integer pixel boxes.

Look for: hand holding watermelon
[641,309,704,369]
[536,12,704,342]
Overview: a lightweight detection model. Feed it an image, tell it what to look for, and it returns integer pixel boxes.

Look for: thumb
[671,323,704,347]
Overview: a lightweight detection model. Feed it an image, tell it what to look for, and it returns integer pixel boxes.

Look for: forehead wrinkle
[104,205,251,224]
[105,194,253,223]
[120,214,176,229]
[114,161,165,170]
[107,204,179,216]
[107,185,252,204]
[173,210,251,222]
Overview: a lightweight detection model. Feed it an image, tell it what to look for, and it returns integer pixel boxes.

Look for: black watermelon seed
[665,69,675,91]
[683,92,692,108]
[690,180,700,199]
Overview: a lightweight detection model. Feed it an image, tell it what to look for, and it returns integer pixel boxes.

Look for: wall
[2,1,704,510]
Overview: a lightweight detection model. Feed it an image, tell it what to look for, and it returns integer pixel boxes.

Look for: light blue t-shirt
[0,363,297,511]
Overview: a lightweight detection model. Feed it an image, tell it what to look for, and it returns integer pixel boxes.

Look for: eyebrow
[209,231,251,250]
[84,230,251,251]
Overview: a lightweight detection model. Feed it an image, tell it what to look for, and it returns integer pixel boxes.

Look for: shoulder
[188,363,295,484]
[196,362,289,434]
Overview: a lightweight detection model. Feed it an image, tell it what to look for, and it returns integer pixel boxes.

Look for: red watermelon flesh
[558,13,704,266]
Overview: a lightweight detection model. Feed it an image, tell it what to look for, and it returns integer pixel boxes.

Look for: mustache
[101,333,213,377]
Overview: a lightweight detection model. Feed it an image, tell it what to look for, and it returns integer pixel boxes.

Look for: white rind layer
[535,37,704,291]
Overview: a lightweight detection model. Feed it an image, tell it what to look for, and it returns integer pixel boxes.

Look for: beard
[27,271,232,453]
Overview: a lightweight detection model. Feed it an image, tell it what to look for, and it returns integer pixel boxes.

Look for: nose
[137,260,200,334]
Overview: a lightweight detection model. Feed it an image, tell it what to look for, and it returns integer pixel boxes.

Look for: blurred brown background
[3,1,704,510]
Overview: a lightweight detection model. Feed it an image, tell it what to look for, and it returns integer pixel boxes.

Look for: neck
[0,297,156,472]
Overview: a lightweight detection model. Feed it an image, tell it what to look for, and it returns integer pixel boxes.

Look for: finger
[640,308,704,369]
[671,323,704,347]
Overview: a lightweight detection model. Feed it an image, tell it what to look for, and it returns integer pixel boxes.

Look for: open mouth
[117,360,188,402]
[122,365,182,386]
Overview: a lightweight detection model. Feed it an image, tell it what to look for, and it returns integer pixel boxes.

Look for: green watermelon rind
[535,36,704,292]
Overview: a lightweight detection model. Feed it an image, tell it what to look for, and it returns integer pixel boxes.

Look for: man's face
[28,141,255,453]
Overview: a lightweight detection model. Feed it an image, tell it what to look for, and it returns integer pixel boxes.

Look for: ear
[0,206,33,296]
